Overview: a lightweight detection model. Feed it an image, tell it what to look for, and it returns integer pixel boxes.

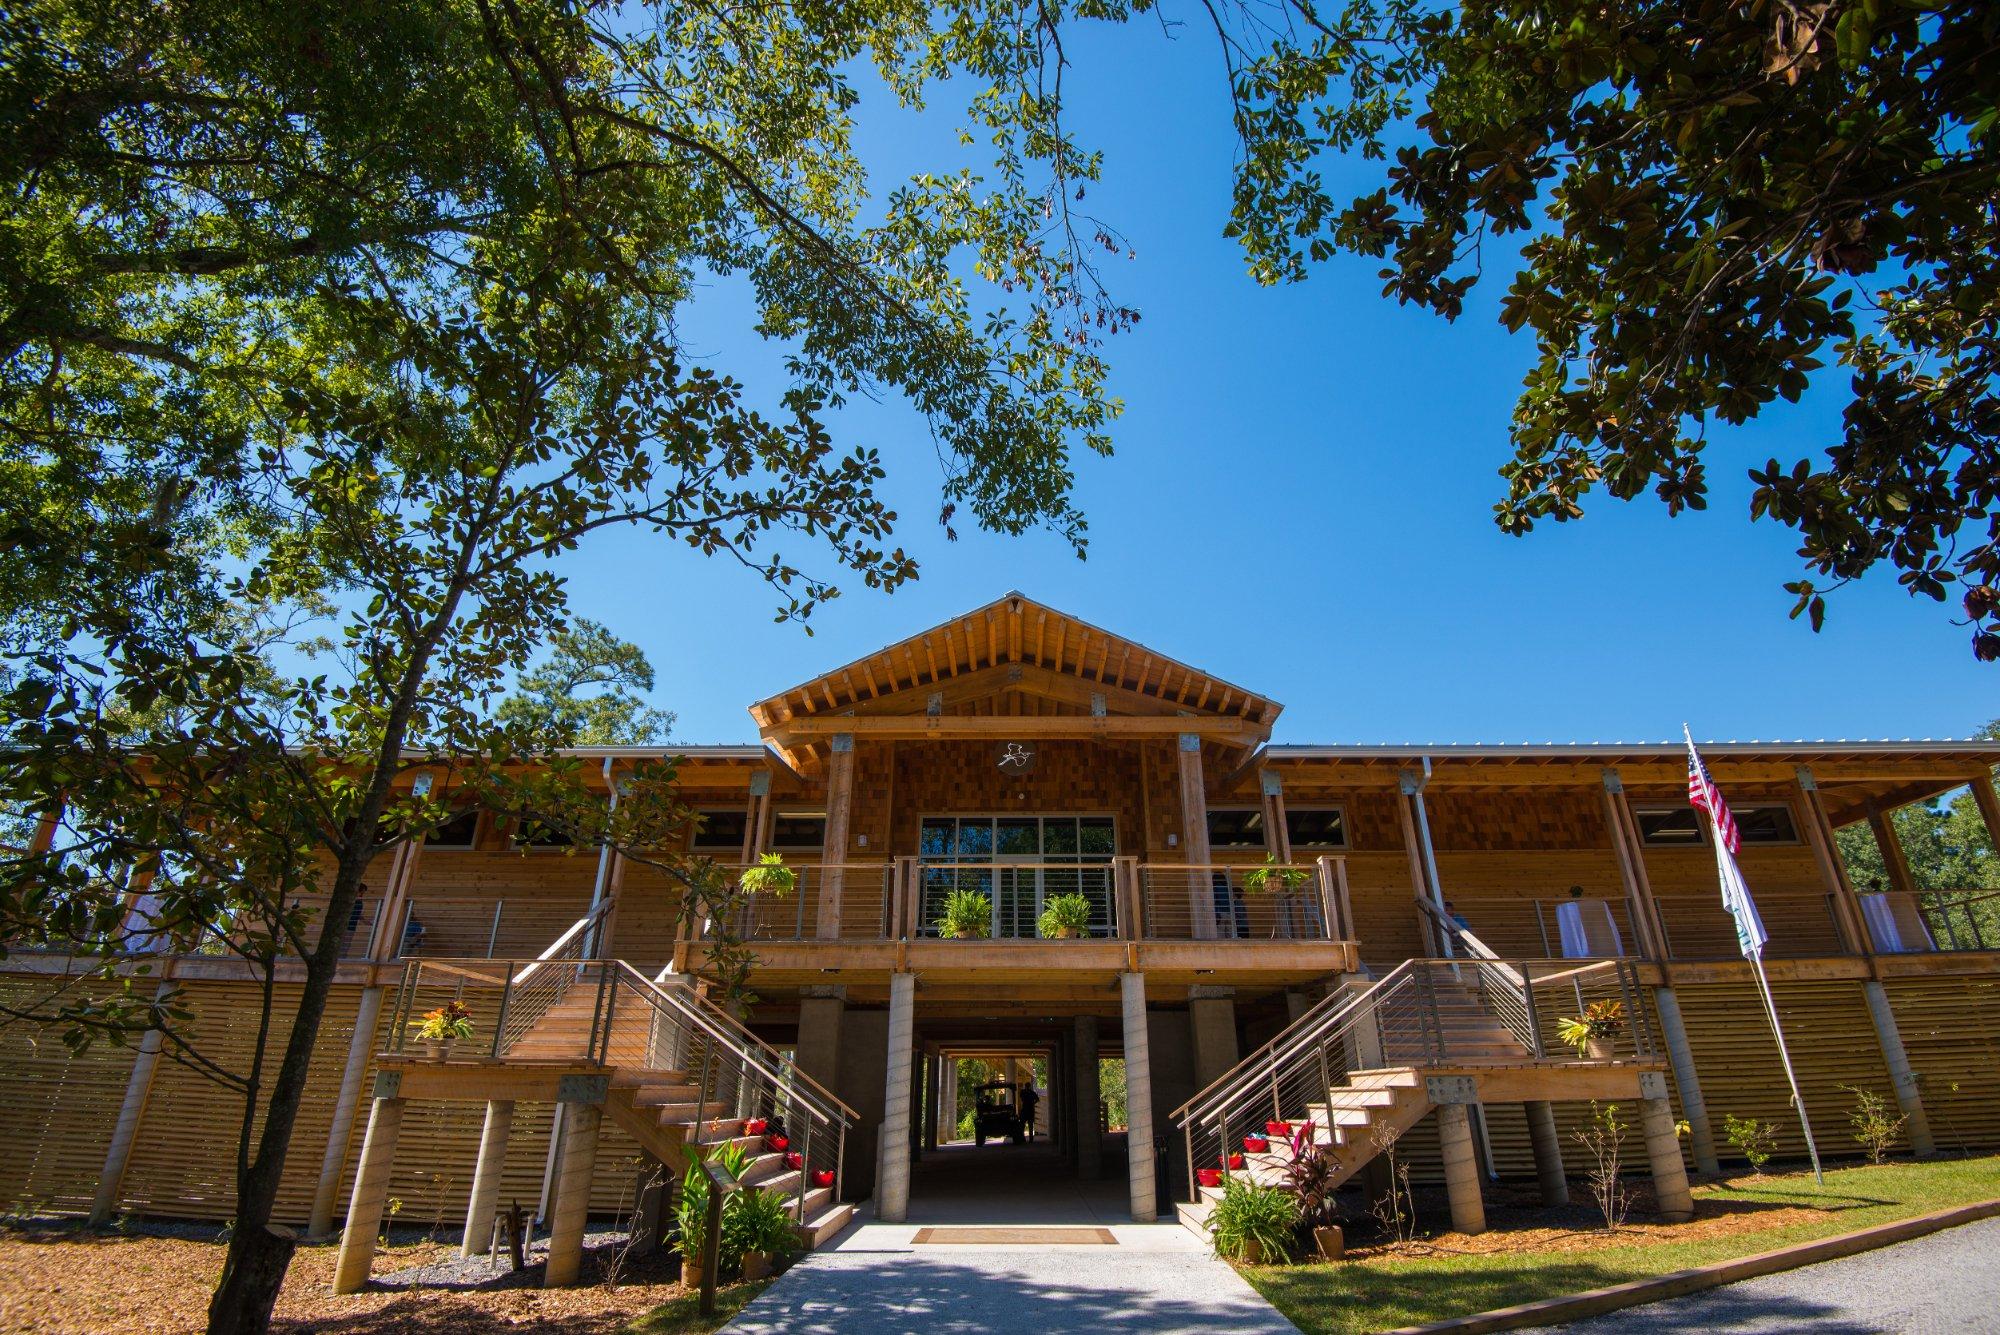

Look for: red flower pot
[1196,1168,1224,1188]
[813,1169,836,1188]
[1265,1121,1292,1138]
[1243,1136,1269,1154]
[784,1151,804,1171]
[766,1134,790,1152]
[743,1118,768,1136]
[1227,1153,1245,1171]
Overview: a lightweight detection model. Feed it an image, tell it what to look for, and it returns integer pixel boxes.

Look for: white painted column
[1437,1102,1485,1235]
[878,972,917,1222]
[461,1099,515,1257]
[310,984,388,1235]
[334,1085,407,1294]
[1121,971,1157,1221]
[544,1098,603,1287]
[1525,1101,1568,1207]
[1641,1085,1694,1221]
[1074,1016,1101,1181]
[1862,980,1935,1155]
[89,981,173,1225]
[938,1056,958,1144]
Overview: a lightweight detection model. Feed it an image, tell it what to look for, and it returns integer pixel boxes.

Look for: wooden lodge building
[6,593,2000,1280]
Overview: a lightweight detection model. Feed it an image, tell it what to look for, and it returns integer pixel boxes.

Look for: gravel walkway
[1545,1215,2000,1334]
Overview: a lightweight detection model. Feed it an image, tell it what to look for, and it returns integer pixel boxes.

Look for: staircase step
[795,1201,855,1249]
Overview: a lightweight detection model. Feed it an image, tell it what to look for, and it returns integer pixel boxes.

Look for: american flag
[1687,744,1739,855]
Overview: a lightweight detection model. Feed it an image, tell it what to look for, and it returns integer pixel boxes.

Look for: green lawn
[1242,1155,2000,1334]
[626,1277,775,1335]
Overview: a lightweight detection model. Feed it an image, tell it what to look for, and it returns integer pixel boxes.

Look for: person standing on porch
[1019,1083,1041,1141]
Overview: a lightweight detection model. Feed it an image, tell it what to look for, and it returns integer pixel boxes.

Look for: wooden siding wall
[0,982,139,1214]
[878,740,1164,855]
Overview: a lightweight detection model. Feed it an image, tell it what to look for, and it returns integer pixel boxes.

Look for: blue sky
[555,20,1990,747]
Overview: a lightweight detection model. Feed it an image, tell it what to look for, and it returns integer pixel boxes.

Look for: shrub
[936,887,992,938]
[739,852,799,897]
[1280,1121,1342,1244]
[1843,1084,1907,1165]
[1556,1000,1625,1058]
[1723,1113,1778,1174]
[1571,1101,1629,1234]
[676,1142,752,1263]
[1208,1175,1298,1264]
[1037,892,1092,939]
[721,1186,798,1271]
[413,1000,475,1042]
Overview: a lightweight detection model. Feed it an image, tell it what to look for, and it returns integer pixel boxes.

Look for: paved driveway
[1546,1216,2000,1334]
[723,1143,1299,1335]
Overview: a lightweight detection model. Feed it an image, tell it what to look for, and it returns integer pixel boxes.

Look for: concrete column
[938,1057,958,1144]
[461,1099,515,1258]
[544,1099,603,1286]
[1652,986,1720,1173]
[796,985,846,1089]
[1862,979,1935,1155]
[1437,1103,1485,1235]
[1120,972,1157,1221]
[923,1054,940,1152]
[1074,1015,1102,1181]
[877,972,917,1222]
[1188,986,1240,1089]
[333,1090,407,1294]
[89,985,172,1224]
[1641,1095,1694,1221]
[310,984,388,1235]
[1525,1101,1568,1206]
[1284,989,1318,1023]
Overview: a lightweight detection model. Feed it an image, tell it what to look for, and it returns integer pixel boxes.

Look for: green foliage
[1556,1000,1625,1058]
[937,888,992,939]
[1036,891,1092,939]
[677,1142,752,1261]
[1243,853,1309,895]
[739,853,799,899]
[1842,1084,1907,1165]
[1098,1057,1128,1131]
[1207,0,2000,657]
[1723,1114,1779,1175]
[495,620,673,747]
[721,1187,798,1271]
[412,1000,475,1043]
[1208,1175,1299,1264]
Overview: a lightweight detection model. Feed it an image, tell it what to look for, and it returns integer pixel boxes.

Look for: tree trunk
[207,1224,299,1335]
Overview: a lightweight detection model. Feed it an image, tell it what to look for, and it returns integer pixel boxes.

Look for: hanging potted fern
[1242,852,1309,895]
[739,852,799,897]
[936,887,993,939]
[1037,892,1093,940]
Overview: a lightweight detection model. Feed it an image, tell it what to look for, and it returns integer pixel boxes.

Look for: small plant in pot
[1242,1134,1270,1154]
[1207,1175,1298,1265]
[723,1186,798,1281]
[1558,999,1626,1059]
[1281,1120,1347,1260]
[413,1000,474,1058]
[739,852,798,897]
[1037,892,1093,940]
[936,887,993,939]
[1242,853,1309,895]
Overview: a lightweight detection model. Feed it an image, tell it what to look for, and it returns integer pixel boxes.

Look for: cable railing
[1138,863,1332,941]
[700,863,894,941]
[1170,951,1657,1197]
[910,860,1121,939]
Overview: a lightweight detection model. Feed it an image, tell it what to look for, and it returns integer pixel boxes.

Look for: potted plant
[1227,1152,1245,1171]
[783,1151,803,1171]
[739,852,799,897]
[1265,1120,1293,1138]
[1036,892,1093,940]
[1242,853,1309,895]
[813,1169,836,1189]
[412,999,474,1058]
[766,1132,790,1153]
[1281,1121,1345,1260]
[1196,1167,1224,1189]
[936,887,993,939]
[1242,1134,1270,1154]
[723,1186,798,1282]
[1558,999,1627,1059]
[743,1117,768,1136]
[1206,1176,1298,1265]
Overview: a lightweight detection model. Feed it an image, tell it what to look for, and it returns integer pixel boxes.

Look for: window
[426,810,481,850]
[1206,809,1267,848]
[769,812,827,850]
[917,815,1117,938]
[692,809,749,851]
[1637,804,1799,846]
[1285,807,1347,849]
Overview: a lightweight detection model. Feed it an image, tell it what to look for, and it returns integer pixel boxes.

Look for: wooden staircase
[518,986,857,1250]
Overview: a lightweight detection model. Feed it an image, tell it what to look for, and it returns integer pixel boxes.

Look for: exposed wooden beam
[774,715,1266,742]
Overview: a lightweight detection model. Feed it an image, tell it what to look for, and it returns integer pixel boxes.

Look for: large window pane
[997,818,1039,856]
[1079,818,1116,856]
[1043,819,1079,856]
[1285,808,1346,849]
[956,820,994,857]
[1207,809,1265,848]
[920,818,954,858]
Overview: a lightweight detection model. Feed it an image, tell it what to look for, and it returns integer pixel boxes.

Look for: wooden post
[309,984,389,1235]
[1601,770,1669,960]
[1120,971,1157,1221]
[461,1100,515,1258]
[877,971,916,1222]
[1525,1101,1568,1207]
[333,1080,407,1294]
[1437,1102,1485,1235]
[544,1087,604,1286]
[1862,980,1935,1155]
[89,981,174,1224]
[1866,803,1920,899]
[1260,770,1292,863]
[1794,767,1871,956]
[923,1052,941,1152]
[1398,769,1445,955]
[818,733,855,939]
[1640,1082,1694,1221]
[368,832,430,961]
[1970,772,2000,859]
[1177,734,1213,939]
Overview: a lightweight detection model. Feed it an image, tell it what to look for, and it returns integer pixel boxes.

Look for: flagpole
[1744,942,1825,1186]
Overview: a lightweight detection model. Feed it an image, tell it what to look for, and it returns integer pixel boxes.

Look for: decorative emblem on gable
[995,741,1038,774]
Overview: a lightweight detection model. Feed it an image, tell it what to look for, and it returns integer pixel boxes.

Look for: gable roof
[749,592,1281,754]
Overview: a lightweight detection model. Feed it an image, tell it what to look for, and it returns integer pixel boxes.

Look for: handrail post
[1613,960,1642,1061]
[796,1115,812,1223]
[1420,966,1446,1064]
[1522,961,1543,1058]
[492,962,514,1058]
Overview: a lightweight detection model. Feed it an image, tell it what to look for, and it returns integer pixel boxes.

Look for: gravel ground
[1545,1215,2000,1334]
[0,1218,699,1335]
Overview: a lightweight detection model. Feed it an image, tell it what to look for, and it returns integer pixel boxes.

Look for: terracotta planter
[422,1038,453,1061]
[1196,1168,1224,1188]
[1242,1136,1269,1154]
[1240,1238,1264,1265]
[742,1250,773,1282]
[1314,1225,1345,1261]
[950,927,980,939]
[813,1169,836,1188]
[1227,1153,1245,1171]
[1044,926,1079,939]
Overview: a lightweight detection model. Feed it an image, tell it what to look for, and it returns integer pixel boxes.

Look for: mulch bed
[0,1220,700,1335]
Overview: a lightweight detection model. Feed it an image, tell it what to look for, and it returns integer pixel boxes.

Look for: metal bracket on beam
[1261,770,1284,796]
[830,732,854,754]
[749,770,771,797]
[1602,768,1624,794]
[925,692,944,717]
[1090,692,1107,718]
[1178,732,1201,753]
[1795,766,1818,792]
[1638,1071,1670,1101]
[558,1074,611,1106]
[372,1070,403,1100]
[1426,1075,1478,1105]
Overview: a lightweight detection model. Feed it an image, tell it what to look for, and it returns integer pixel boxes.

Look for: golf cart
[972,1080,1027,1146]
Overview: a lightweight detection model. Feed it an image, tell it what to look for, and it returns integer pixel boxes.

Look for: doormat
[911,1227,1118,1246]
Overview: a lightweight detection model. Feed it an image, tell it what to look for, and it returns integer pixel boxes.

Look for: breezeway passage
[722,1142,1300,1334]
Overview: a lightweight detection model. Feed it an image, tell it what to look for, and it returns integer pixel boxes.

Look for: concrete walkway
[723,1142,1299,1334]
[1546,1215,2000,1334]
